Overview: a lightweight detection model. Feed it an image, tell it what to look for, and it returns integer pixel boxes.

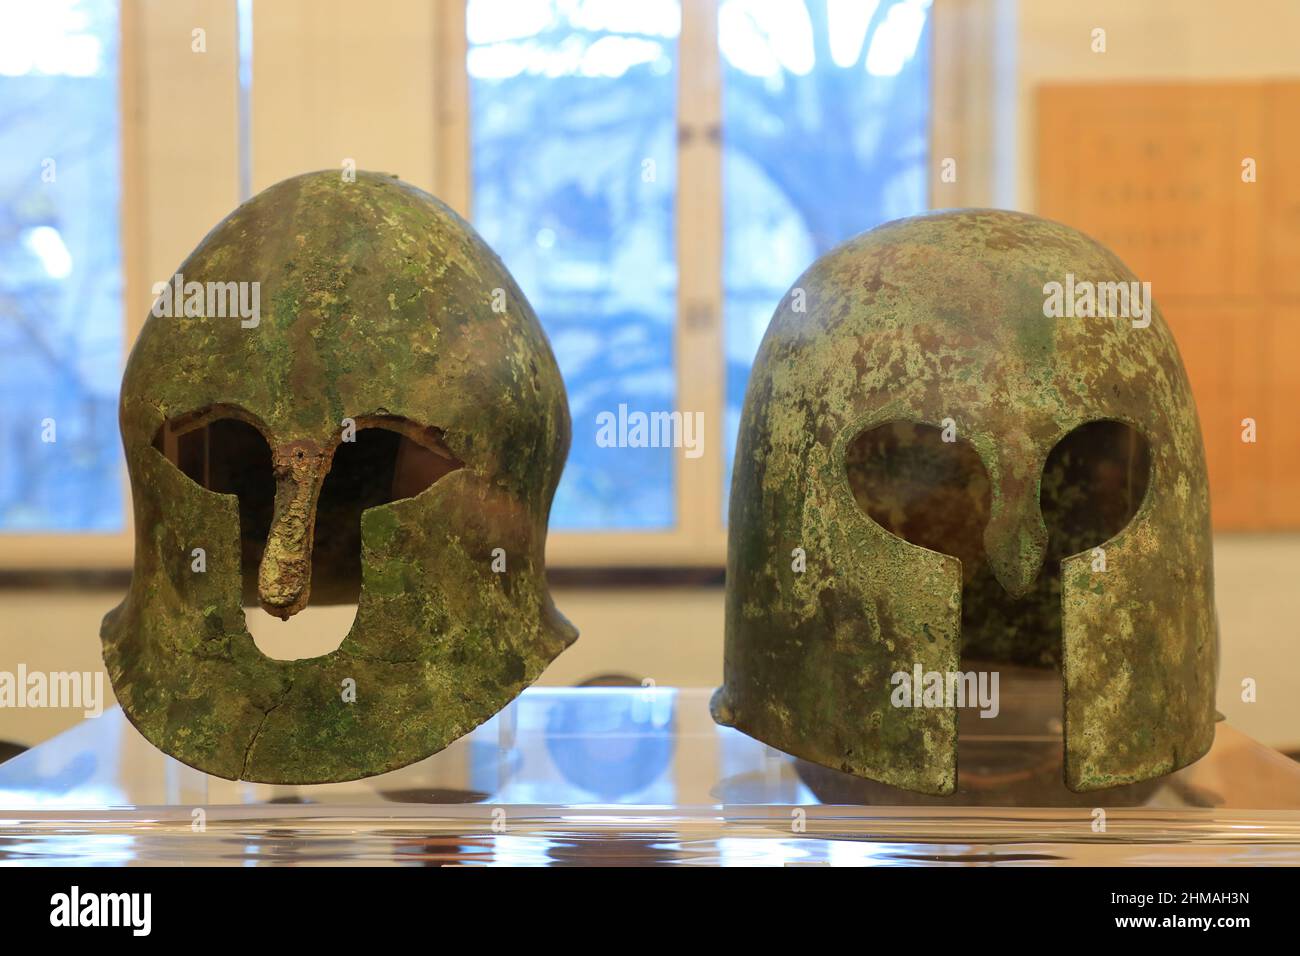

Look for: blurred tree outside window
[468,0,930,531]
[469,0,681,531]
[0,0,123,532]
[721,0,932,505]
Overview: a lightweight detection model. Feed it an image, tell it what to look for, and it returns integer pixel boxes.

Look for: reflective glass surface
[4,682,1300,865]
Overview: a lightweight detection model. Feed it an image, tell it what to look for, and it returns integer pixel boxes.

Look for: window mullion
[676,0,725,562]
[435,1,471,219]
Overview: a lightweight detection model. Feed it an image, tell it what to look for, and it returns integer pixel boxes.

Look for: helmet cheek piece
[1061,469,1216,791]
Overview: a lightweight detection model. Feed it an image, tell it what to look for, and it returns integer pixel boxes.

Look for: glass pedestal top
[3,678,1299,865]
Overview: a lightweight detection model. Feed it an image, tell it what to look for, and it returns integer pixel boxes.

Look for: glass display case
[4,677,1299,866]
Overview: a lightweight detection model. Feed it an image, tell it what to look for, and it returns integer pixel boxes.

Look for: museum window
[464,0,933,558]
[0,0,934,569]
[0,0,123,533]
[466,0,682,532]
[718,0,931,508]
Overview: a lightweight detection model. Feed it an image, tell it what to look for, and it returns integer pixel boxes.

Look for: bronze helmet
[104,171,576,783]
[714,209,1217,794]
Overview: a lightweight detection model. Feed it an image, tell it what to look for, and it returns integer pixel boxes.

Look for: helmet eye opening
[151,410,464,611]
[309,421,463,605]
[845,421,991,577]
[1040,419,1151,559]
[845,418,1152,671]
[152,409,276,590]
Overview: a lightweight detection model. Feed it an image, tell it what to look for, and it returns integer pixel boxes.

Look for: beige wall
[933,0,1300,209]
[1016,0,1300,209]
[249,0,451,201]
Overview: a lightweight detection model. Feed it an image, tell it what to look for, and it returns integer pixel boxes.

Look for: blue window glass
[0,0,123,531]
[721,0,931,507]
[468,0,680,531]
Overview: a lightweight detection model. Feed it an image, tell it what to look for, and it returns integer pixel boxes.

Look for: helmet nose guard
[258,439,332,619]
[982,444,1049,599]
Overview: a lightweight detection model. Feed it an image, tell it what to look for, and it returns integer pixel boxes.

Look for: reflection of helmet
[544,691,676,801]
[713,209,1217,794]
[103,171,577,784]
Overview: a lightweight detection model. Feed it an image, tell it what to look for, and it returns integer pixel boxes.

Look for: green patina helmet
[103,170,576,784]
[714,209,1217,794]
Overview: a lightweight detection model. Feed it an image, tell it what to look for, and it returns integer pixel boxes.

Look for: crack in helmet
[713,209,1217,794]
[103,170,576,783]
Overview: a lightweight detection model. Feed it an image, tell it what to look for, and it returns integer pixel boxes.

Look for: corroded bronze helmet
[713,209,1217,794]
[103,170,576,783]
